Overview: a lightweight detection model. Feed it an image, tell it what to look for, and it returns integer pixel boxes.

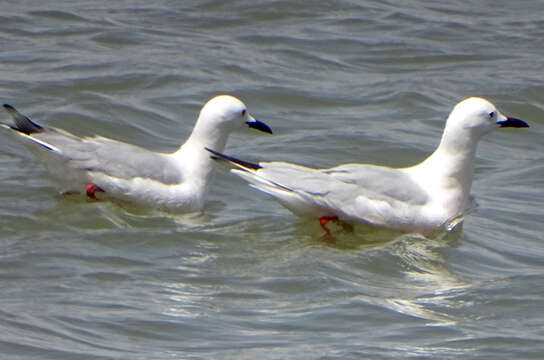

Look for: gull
[1,95,272,212]
[207,97,529,236]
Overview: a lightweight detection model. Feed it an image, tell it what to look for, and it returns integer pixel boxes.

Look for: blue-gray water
[1,1,544,359]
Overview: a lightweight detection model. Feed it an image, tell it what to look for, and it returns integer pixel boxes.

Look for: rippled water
[1,1,544,359]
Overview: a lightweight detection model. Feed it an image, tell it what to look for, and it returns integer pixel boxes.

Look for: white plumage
[2,95,272,212]
[208,97,528,235]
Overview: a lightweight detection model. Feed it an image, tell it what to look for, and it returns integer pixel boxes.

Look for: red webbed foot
[86,183,104,200]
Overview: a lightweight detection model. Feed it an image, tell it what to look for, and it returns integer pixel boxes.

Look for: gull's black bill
[497,116,529,128]
[246,119,273,134]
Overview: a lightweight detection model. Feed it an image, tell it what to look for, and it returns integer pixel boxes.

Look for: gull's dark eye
[241,109,246,116]
[489,111,495,118]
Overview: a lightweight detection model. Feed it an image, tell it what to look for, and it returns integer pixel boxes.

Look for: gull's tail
[2,104,60,152]
[2,104,44,135]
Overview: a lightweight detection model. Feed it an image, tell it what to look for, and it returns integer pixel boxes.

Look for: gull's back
[238,161,430,229]
[14,127,183,187]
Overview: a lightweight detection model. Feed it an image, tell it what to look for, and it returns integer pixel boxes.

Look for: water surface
[1,1,544,359]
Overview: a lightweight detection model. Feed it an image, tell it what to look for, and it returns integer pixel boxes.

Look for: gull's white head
[446,97,528,138]
[183,95,272,155]
[197,95,272,134]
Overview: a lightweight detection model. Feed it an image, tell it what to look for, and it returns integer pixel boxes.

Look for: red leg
[86,183,104,200]
[319,215,339,233]
[319,216,339,243]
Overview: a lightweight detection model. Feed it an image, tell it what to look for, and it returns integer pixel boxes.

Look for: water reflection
[381,231,469,325]
[291,219,470,326]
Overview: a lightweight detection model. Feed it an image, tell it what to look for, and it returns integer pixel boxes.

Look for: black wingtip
[205,147,261,170]
[3,103,43,135]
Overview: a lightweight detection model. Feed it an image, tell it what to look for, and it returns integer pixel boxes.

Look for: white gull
[207,97,528,235]
[2,95,272,212]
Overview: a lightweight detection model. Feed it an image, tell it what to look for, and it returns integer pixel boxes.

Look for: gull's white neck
[407,125,481,215]
[171,117,231,187]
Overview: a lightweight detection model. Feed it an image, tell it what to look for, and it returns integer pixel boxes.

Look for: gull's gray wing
[2,104,182,184]
[322,163,428,205]
[252,161,429,226]
[31,131,183,184]
[207,148,430,227]
[254,162,427,205]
